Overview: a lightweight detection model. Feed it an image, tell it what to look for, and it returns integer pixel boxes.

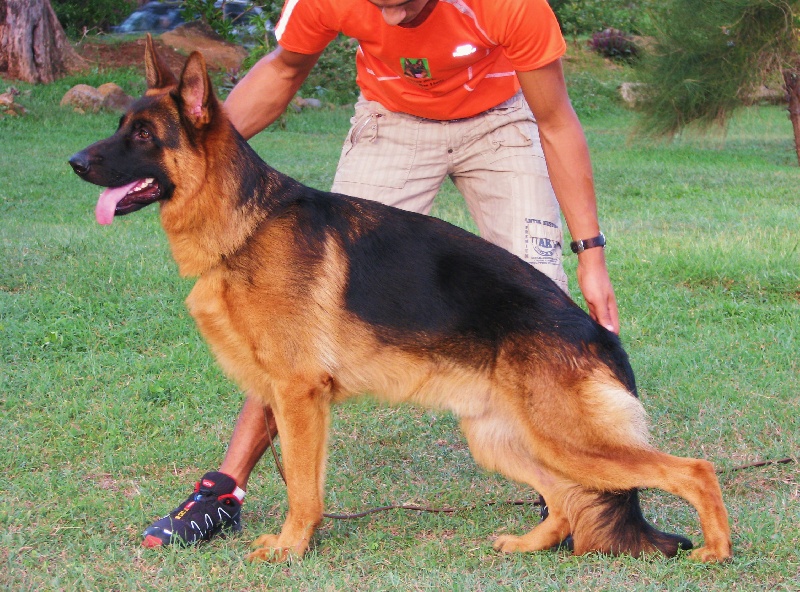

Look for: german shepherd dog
[69,37,732,563]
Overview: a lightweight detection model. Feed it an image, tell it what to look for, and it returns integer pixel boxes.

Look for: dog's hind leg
[561,486,693,558]
[525,374,732,562]
[459,415,572,552]
[461,373,731,562]
[588,450,731,562]
[557,449,731,562]
[246,375,332,562]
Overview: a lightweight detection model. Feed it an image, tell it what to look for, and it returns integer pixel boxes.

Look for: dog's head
[68,34,219,225]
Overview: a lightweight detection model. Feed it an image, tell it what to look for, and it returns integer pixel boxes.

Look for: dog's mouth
[95,178,162,225]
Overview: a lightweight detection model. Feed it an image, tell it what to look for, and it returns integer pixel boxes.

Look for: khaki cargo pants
[331,92,569,293]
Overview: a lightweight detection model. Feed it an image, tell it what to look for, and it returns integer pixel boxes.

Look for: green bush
[182,0,235,41]
[242,33,359,106]
[52,0,136,36]
[634,0,800,143]
[298,36,359,105]
[588,28,641,61]
[550,0,656,36]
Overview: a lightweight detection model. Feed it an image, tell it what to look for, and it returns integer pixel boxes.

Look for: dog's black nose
[68,152,90,175]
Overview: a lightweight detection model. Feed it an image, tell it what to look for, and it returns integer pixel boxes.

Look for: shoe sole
[142,534,165,548]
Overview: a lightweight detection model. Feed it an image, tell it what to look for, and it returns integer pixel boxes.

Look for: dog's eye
[136,128,152,140]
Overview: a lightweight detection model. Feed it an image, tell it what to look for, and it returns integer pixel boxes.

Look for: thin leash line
[264,409,544,520]
[264,406,797,521]
[270,439,544,518]
[717,456,795,472]
[322,499,545,520]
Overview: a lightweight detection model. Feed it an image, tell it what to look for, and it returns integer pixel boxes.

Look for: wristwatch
[570,232,606,254]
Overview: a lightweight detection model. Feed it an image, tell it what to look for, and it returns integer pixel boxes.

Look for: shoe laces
[191,482,239,507]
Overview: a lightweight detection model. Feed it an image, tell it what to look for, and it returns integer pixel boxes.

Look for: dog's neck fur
[159,122,299,277]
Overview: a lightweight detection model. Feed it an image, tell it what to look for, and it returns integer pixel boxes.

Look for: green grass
[1,63,799,590]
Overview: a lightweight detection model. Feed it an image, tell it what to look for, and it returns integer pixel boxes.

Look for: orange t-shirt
[275,0,566,120]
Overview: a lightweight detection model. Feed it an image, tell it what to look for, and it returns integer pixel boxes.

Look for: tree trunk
[784,68,800,167]
[0,0,86,83]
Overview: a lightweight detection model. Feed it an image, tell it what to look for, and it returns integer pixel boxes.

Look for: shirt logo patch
[452,44,477,57]
[401,57,431,80]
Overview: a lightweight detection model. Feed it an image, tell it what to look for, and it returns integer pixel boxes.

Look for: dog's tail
[567,488,693,558]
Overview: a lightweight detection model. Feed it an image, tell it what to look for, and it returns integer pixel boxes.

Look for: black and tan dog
[69,37,732,563]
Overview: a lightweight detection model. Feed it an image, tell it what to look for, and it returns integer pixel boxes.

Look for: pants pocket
[483,102,546,166]
[523,220,563,268]
[335,107,419,190]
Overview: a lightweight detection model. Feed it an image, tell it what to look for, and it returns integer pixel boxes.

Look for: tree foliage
[549,0,657,36]
[51,0,135,36]
[636,1,800,137]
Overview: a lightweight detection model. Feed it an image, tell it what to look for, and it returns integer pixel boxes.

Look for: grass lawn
[1,55,798,590]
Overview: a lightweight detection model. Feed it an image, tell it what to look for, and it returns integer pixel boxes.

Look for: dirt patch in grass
[73,28,246,74]
[74,37,189,73]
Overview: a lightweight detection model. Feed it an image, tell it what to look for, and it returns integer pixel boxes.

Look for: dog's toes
[250,533,280,549]
[493,534,527,553]
[247,534,310,563]
[688,544,733,563]
[246,546,290,562]
[247,534,288,563]
[494,530,570,554]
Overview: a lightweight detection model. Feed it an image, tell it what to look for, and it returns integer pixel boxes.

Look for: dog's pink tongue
[95,181,139,225]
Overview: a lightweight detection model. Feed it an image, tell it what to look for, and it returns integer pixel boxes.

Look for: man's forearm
[516,63,600,243]
[517,63,619,332]
[224,48,321,140]
[537,116,600,243]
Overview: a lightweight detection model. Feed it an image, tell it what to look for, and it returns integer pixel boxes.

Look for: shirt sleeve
[275,0,340,55]
[482,0,566,71]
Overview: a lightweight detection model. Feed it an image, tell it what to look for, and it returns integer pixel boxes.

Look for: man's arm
[223,47,323,140]
[517,59,620,333]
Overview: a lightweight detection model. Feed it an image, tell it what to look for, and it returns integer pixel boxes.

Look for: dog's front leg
[247,376,332,562]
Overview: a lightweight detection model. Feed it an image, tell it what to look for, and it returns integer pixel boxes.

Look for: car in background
[113,2,184,34]
[112,1,264,35]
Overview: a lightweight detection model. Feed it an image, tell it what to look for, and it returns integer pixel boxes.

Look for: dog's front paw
[493,534,528,553]
[246,533,308,562]
[688,543,733,563]
[247,534,290,562]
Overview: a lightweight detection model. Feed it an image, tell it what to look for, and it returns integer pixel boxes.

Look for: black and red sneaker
[142,472,244,548]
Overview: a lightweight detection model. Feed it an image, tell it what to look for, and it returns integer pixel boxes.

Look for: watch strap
[570,232,606,254]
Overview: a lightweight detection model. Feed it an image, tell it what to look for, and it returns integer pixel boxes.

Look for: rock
[61,83,134,113]
[291,96,324,111]
[750,85,785,105]
[288,97,303,113]
[618,82,648,107]
[60,84,103,113]
[97,82,133,111]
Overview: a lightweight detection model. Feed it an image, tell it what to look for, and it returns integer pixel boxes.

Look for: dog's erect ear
[178,51,213,128]
[144,33,177,90]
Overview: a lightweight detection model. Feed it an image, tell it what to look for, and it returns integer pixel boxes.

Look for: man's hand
[576,247,619,334]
